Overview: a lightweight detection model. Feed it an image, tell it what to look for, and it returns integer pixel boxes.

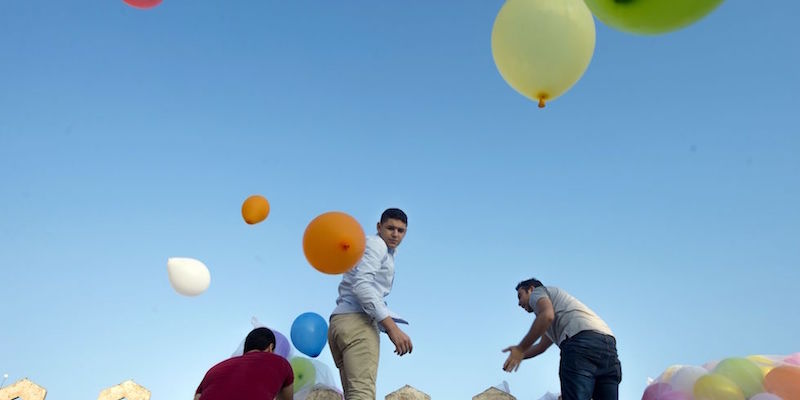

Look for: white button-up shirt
[331,234,396,323]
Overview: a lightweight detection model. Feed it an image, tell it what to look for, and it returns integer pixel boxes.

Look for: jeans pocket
[561,350,596,378]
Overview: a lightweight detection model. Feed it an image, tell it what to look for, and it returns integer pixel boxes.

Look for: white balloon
[669,365,708,394]
[751,394,783,400]
[166,257,210,296]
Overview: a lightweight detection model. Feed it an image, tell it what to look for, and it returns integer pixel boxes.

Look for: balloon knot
[340,242,351,251]
[538,98,546,108]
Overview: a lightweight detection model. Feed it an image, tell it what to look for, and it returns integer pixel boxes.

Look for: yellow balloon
[491,0,595,108]
[746,355,776,366]
[746,355,779,377]
[693,374,745,400]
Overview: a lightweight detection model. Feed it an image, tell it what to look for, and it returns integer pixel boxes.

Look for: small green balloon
[290,357,316,393]
[713,358,765,399]
[583,0,725,35]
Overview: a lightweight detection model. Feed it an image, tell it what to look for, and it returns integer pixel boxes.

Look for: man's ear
[267,343,275,353]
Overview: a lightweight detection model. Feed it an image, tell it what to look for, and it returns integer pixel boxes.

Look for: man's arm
[351,241,391,323]
[194,394,201,400]
[380,316,413,356]
[524,335,553,359]
[518,297,555,350]
[503,296,555,372]
[276,383,293,400]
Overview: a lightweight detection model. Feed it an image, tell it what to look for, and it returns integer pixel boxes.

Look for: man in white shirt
[502,278,622,400]
[328,208,413,400]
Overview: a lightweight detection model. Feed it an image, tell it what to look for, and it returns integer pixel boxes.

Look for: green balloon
[290,357,316,393]
[583,0,725,35]
[713,357,765,399]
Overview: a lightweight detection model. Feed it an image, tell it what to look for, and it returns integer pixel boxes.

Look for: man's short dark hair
[244,327,276,353]
[380,208,407,225]
[516,278,544,291]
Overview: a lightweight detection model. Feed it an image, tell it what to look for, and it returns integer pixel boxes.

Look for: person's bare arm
[518,297,555,350]
[380,317,413,356]
[503,297,555,372]
[194,394,201,400]
[276,383,293,400]
[524,335,553,359]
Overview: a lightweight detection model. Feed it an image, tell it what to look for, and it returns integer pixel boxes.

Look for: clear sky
[1,1,799,399]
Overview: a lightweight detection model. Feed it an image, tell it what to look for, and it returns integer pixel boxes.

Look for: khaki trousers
[328,313,380,400]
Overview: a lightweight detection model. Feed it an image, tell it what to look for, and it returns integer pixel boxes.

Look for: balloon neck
[538,98,546,108]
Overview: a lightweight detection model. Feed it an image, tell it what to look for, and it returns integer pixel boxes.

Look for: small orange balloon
[764,365,800,399]
[303,211,366,274]
[241,195,270,225]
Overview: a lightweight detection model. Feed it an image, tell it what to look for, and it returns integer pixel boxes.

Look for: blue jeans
[559,331,622,400]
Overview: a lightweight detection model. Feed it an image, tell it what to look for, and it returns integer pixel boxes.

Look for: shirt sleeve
[351,238,391,322]
[530,287,548,314]
[530,288,555,342]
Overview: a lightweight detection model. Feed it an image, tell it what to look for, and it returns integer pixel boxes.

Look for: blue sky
[1,1,799,399]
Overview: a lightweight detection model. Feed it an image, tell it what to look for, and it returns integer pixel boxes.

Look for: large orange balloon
[764,366,800,399]
[303,212,366,274]
[241,195,270,225]
[123,0,162,9]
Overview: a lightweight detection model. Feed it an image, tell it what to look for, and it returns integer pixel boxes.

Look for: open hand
[502,346,524,372]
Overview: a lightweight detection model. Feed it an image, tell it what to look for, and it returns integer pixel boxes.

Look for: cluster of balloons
[643,353,800,400]
[492,0,725,107]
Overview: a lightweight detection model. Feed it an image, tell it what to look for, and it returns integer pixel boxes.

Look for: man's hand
[387,326,413,356]
[502,345,525,372]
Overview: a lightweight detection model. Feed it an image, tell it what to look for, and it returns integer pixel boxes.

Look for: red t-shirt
[196,351,294,399]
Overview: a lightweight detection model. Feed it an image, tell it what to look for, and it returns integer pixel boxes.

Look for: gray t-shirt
[530,286,613,347]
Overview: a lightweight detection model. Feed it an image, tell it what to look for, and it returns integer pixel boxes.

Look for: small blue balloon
[290,312,328,358]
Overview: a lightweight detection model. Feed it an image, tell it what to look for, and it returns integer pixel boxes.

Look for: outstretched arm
[503,297,555,372]
[524,335,553,359]
[518,297,555,350]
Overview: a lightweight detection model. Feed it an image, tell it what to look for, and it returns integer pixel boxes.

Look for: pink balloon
[123,0,162,9]
[784,353,800,366]
[642,382,695,400]
[642,383,672,400]
[659,391,691,400]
